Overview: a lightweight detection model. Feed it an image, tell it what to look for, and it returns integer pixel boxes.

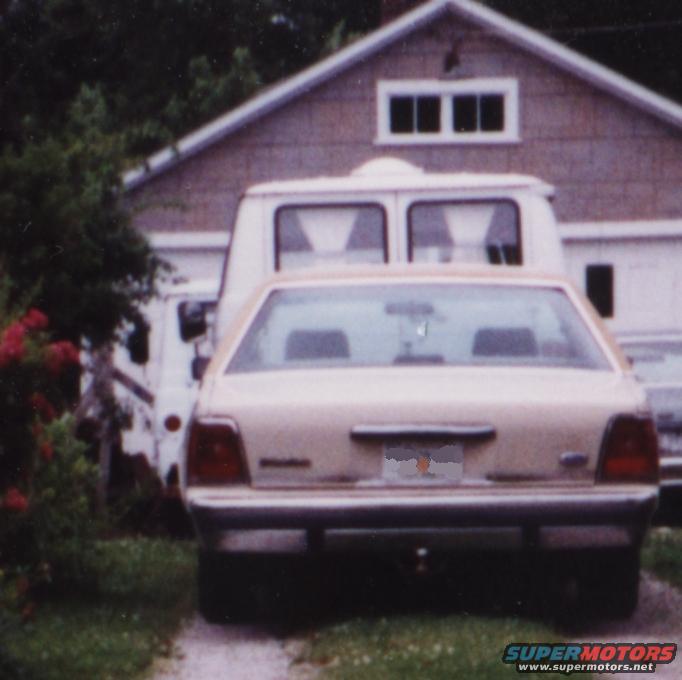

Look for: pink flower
[3,487,28,512]
[45,340,80,375]
[40,441,54,462]
[0,321,26,367]
[29,392,56,423]
[21,308,49,331]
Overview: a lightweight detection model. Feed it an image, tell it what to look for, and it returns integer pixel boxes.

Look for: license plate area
[383,439,463,484]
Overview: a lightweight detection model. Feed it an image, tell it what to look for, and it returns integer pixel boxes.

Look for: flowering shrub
[3,488,29,513]
[0,298,97,619]
[0,306,80,486]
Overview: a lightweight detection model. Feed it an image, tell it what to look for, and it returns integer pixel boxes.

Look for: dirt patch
[152,618,294,680]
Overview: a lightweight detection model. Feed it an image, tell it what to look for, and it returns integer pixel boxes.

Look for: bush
[0,289,96,618]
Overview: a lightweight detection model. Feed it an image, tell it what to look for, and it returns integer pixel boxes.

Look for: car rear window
[275,204,387,271]
[408,200,520,265]
[227,283,611,374]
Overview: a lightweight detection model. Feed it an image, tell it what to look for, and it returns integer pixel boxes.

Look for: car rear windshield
[227,283,611,374]
[408,200,520,265]
[275,204,386,271]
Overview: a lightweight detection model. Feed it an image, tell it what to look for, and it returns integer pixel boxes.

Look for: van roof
[245,157,554,198]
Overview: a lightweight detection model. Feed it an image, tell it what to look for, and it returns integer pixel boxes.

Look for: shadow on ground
[210,550,599,633]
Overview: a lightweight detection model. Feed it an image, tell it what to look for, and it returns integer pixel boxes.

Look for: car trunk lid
[204,366,642,488]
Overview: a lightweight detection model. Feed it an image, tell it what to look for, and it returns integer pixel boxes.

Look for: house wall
[127,12,682,237]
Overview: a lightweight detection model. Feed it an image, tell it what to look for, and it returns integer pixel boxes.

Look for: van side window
[275,204,387,271]
[408,200,521,265]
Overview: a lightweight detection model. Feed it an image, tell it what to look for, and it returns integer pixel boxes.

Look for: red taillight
[598,415,659,484]
[187,421,247,485]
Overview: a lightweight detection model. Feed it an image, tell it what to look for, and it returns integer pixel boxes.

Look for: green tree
[0,85,159,346]
[0,0,381,157]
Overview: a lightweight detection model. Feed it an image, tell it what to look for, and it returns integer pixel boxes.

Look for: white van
[213,157,564,343]
[140,157,563,490]
[114,278,218,488]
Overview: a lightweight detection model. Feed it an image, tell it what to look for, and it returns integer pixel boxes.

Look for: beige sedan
[182,266,658,621]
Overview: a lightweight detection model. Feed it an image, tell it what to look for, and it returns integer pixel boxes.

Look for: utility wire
[541,19,682,36]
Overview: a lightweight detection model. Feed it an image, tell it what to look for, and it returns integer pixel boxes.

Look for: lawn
[295,614,571,680]
[293,532,682,679]
[3,530,679,680]
[1,538,196,680]
[642,527,682,591]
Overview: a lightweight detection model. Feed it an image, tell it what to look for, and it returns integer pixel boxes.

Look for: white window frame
[376,78,519,145]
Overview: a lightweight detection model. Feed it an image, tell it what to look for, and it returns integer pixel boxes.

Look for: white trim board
[148,231,231,251]
[560,220,682,243]
[124,0,682,191]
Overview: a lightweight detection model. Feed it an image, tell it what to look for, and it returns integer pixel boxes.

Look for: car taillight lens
[598,415,659,484]
[187,421,247,485]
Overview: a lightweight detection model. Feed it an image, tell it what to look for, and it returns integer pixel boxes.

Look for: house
[124,0,682,333]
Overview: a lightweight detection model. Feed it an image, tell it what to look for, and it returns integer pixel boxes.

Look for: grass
[294,531,682,680]
[642,527,682,590]
[2,530,677,680]
[1,538,196,680]
[296,614,582,679]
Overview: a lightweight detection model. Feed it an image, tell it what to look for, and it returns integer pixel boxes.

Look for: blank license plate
[383,440,463,483]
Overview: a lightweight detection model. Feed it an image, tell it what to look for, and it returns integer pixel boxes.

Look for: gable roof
[124,0,682,191]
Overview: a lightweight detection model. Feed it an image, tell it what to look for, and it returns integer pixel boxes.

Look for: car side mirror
[179,301,208,342]
[126,320,149,365]
[191,356,210,381]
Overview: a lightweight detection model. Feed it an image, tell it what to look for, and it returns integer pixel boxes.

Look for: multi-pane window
[390,95,441,133]
[453,93,505,132]
[378,79,518,144]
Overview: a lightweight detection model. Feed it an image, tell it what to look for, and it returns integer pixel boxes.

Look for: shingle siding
[128,12,682,234]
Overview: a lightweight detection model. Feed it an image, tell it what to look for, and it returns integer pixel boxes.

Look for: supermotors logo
[502,643,677,674]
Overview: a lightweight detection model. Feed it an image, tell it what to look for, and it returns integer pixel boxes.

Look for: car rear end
[184,269,659,619]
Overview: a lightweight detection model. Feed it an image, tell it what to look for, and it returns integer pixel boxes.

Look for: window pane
[276,205,386,271]
[453,95,477,132]
[585,264,614,318]
[480,94,505,131]
[390,96,414,133]
[228,284,610,373]
[416,96,440,132]
[409,200,521,265]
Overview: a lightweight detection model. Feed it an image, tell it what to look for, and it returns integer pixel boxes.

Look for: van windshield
[408,200,521,265]
[275,204,386,271]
